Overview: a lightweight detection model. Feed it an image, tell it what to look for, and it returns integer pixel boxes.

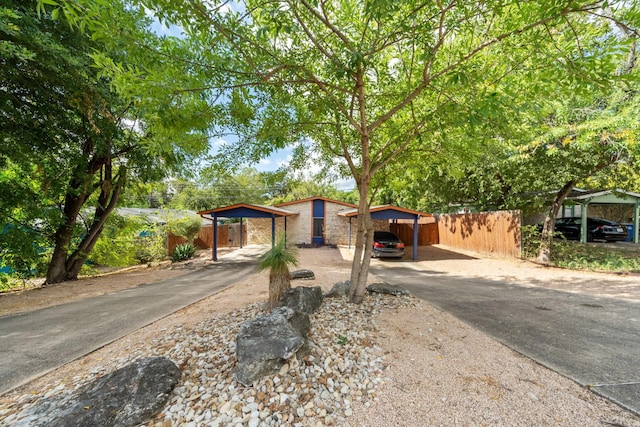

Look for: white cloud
[212,137,228,146]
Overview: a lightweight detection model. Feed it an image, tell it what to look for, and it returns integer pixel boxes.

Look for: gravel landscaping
[1,246,639,426]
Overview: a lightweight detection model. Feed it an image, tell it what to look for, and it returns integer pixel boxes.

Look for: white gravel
[1,246,639,426]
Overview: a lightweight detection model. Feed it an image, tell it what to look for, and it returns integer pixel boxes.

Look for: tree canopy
[1,0,211,283]
[32,0,640,297]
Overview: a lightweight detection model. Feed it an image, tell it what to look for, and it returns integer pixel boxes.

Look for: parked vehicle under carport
[372,231,405,258]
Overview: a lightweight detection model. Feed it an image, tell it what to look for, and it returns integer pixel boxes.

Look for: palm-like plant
[258,236,298,309]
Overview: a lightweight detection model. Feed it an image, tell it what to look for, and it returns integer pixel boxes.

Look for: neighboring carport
[565,189,640,244]
[198,204,298,261]
[338,205,433,261]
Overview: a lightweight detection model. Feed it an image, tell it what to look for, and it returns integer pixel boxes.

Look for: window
[313,218,323,238]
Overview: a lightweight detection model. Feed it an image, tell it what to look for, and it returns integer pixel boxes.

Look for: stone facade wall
[245,201,393,247]
[324,203,351,245]
[285,202,313,245]
[246,218,286,245]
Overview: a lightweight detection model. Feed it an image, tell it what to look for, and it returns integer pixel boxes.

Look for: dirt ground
[1,245,639,426]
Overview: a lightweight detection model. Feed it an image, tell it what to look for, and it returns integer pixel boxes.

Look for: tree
[258,236,299,309]
[1,1,209,283]
[43,0,640,300]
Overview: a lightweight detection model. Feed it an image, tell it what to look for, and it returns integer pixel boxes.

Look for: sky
[148,9,356,191]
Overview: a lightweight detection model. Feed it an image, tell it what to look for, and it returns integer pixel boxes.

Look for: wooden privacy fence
[168,223,247,254]
[390,222,439,245]
[436,210,521,258]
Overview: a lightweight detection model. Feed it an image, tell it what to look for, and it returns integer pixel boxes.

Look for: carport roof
[198,203,298,219]
[338,205,433,220]
[566,189,640,204]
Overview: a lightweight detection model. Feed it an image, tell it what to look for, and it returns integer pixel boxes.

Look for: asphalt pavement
[0,246,264,395]
[371,262,640,416]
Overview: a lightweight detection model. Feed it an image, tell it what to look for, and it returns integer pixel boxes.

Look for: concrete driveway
[371,250,640,416]
[0,246,264,395]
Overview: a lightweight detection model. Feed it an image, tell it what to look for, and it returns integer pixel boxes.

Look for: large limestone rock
[367,282,411,296]
[235,307,310,386]
[14,357,180,427]
[324,280,350,298]
[280,286,323,314]
[290,269,315,280]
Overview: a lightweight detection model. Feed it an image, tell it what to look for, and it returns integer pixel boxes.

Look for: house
[198,196,433,261]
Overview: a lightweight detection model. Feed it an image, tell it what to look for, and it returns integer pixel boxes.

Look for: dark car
[372,231,405,258]
[554,217,628,242]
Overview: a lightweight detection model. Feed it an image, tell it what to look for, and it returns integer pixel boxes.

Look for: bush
[551,240,640,273]
[258,236,298,308]
[91,215,167,266]
[521,225,543,259]
[171,243,196,262]
[166,216,202,243]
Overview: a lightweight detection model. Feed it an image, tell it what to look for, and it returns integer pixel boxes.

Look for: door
[312,199,325,245]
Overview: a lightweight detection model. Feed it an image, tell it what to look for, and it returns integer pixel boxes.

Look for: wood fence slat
[168,224,247,255]
[435,210,521,258]
[390,223,439,245]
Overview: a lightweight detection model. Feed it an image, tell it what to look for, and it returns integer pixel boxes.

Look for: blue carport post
[413,215,419,261]
[213,213,218,261]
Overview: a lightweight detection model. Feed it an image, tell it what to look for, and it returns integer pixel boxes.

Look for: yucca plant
[171,243,196,262]
[258,236,299,309]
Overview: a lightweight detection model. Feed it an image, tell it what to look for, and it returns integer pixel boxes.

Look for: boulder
[324,280,350,298]
[367,282,411,297]
[290,269,315,280]
[14,357,180,427]
[235,307,310,386]
[280,286,323,314]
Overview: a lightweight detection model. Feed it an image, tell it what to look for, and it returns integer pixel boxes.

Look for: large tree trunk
[46,192,87,284]
[45,161,125,284]
[536,180,575,264]
[348,181,374,303]
[348,140,375,304]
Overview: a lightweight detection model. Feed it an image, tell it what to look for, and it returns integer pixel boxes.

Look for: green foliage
[36,0,640,293]
[522,226,640,273]
[336,334,348,346]
[166,216,202,243]
[134,233,167,264]
[259,236,299,308]
[258,236,299,275]
[521,225,544,260]
[550,241,640,273]
[171,243,196,262]
[2,0,212,283]
[0,224,50,280]
[89,214,167,267]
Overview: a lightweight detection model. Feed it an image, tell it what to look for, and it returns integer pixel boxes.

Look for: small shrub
[258,236,299,309]
[166,216,202,243]
[551,240,640,273]
[336,334,348,346]
[171,243,196,262]
[134,232,167,263]
[521,225,542,259]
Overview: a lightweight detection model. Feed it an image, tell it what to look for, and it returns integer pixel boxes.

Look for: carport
[338,205,432,261]
[565,189,640,243]
[198,204,298,261]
